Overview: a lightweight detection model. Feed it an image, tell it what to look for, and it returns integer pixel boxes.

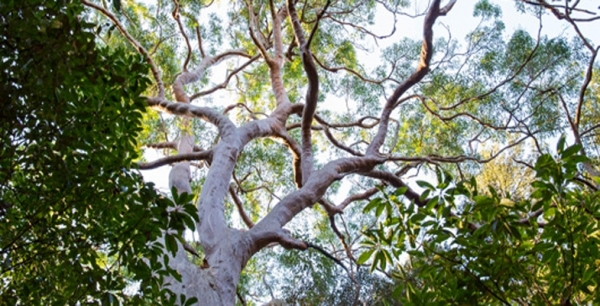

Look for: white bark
[144,2,454,305]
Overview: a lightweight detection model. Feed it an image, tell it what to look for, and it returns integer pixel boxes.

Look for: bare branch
[287,0,329,184]
[229,186,255,229]
[367,0,455,155]
[246,0,271,61]
[574,47,599,130]
[518,0,596,50]
[173,49,251,103]
[171,0,192,71]
[321,126,364,156]
[137,150,213,170]
[190,55,260,101]
[147,97,238,140]
[312,54,395,85]
[335,187,379,211]
[146,141,204,152]
[193,22,206,58]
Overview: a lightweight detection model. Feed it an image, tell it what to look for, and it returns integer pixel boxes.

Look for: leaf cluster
[0,0,196,304]
[359,140,600,304]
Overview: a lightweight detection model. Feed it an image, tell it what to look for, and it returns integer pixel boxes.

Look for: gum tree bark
[83,0,600,304]
[144,1,455,304]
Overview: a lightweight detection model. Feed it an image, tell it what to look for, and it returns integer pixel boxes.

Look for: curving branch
[367,0,456,155]
[574,47,599,131]
[272,131,303,188]
[360,170,425,206]
[418,95,517,131]
[518,0,599,46]
[249,155,383,249]
[312,54,395,85]
[334,187,379,211]
[173,49,251,103]
[430,34,543,113]
[329,215,356,264]
[287,0,330,184]
[325,13,396,40]
[320,126,364,156]
[386,134,532,165]
[304,241,358,285]
[195,25,206,58]
[246,0,271,61]
[81,0,166,97]
[315,114,379,129]
[223,103,268,119]
[147,97,238,141]
[190,55,260,101]
[171,0,192,71]
[229,185,255,229]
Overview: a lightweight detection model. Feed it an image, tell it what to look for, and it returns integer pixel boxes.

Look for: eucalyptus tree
[20,0,598,304]
[81,0,462,303]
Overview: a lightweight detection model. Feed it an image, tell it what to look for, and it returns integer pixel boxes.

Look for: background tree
[3,0,599,304]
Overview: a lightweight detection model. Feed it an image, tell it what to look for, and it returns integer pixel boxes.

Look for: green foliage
[474,0,502,19]
[359,142,600,304]
[0,0,194,304]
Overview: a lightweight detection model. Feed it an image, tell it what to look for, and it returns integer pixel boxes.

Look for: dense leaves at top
[0,0,198,304]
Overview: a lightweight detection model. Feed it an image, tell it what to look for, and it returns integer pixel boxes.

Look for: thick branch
[287,0,329,184]
[147,97,238,140]
[145,141,204,152]
[137,150,213,170]
[249,156,382,249]
[367,0,455,155]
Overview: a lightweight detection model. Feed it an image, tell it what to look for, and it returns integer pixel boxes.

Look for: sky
[140,0,600,194]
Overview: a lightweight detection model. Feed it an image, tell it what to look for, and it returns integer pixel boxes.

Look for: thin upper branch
[81,0,166,97]
[574,47,599,130]
[171,0,192,71]
[360,170,426,206]
[229,186,255,229]
[334,187,379,211]
[190,55,260,101]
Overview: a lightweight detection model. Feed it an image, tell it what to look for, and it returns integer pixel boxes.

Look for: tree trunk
[162,229,253,305]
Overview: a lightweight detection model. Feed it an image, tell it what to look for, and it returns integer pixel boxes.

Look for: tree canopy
[1,0,599,305]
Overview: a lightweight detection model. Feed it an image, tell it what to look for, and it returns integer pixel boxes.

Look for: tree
[362,140,600,304]
[3,0,600,305]
[0,0,195,304]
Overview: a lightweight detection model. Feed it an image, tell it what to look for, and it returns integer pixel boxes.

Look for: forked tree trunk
[145,1,455,304]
